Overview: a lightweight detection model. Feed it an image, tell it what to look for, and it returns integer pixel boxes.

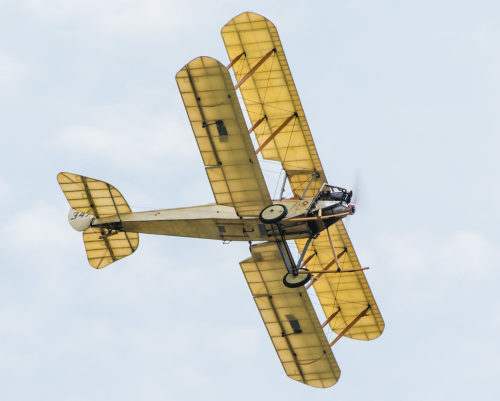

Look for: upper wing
[176,56,272,217]
[240,241,340,388]
[222,13,384,340]
[295,221,384,341]
[221,12,326,198]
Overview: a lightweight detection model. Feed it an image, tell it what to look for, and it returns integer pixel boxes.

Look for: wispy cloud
[0,176,11,205]
[54,115,196,171]
[375,228,496,279]
[23,0,190,38]
[0,201,77,278]
[0,49,31,88]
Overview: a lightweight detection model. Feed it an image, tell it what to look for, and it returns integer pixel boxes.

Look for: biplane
[57,12,384,388]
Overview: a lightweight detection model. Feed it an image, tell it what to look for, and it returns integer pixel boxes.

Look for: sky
[1,0,499,400]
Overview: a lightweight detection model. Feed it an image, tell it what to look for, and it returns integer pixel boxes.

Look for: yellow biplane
[57,12,384,388]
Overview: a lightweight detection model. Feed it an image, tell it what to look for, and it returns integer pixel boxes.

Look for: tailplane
[57,172,139,269]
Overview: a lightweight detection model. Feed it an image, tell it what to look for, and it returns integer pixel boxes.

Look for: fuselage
[92,198,350,242]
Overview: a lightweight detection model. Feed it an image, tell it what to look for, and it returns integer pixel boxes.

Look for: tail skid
[57,172,139,268]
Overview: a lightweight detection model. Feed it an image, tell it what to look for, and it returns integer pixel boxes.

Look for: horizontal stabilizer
[57,172,138,268]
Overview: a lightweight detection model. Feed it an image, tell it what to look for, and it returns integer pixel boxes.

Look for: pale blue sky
[1,1,499,400]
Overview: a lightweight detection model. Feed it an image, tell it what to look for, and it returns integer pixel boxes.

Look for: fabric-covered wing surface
[57,172,138,268]
[222,12,326,198]
[296,221,384,340]
[240,241,341,388]
[176,56,271,217]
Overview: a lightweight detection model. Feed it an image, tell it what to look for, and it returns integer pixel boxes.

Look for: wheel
[283,271,312,288]
[259,204,288,224]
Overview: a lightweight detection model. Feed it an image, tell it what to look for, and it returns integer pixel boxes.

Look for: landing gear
[260,204,311,288]
[259,204,288,224]
[283,271,312,288]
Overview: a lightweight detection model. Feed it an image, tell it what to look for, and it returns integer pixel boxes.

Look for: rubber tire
[259,204,288,224]
[283,271,312,288]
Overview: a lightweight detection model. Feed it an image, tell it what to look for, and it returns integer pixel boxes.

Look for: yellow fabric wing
[240,241,341,388]
[222,12,326,198]
[57,172,138,268]
[296,221,384,340]
[223,12,384,341]
[176,56,271,217]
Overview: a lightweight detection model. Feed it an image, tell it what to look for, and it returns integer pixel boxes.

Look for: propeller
[351,169,362,207]
[345,171,362,227]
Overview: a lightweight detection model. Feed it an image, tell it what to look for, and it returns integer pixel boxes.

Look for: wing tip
[221,11,274,34]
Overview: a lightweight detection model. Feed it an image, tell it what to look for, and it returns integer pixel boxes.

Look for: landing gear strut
[259,204,314,288]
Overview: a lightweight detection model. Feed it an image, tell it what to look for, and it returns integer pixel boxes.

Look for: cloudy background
[1,1,499,400]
